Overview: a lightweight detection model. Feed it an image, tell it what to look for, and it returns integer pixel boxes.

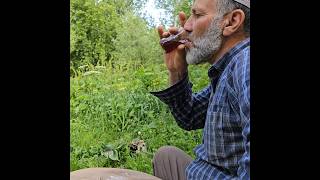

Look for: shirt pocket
[204,112,241,163]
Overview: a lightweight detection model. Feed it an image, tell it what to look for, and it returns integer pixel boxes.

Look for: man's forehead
[192,0,216,10]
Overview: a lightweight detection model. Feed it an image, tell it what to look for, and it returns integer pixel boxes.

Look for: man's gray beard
[186,16,223,65]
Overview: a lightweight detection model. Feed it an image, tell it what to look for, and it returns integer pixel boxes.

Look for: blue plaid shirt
[151,38,250,179]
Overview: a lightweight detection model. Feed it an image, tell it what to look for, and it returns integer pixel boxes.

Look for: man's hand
[157,12,189,86]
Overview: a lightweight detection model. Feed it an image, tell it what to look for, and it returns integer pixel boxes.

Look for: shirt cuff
[149,73,192,105]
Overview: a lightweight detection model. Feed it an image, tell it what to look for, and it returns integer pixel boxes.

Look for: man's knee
[153,146,179,163]
[152,146,192,180]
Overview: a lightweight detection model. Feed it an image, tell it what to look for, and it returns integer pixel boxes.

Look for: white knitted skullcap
[233,0,250,8]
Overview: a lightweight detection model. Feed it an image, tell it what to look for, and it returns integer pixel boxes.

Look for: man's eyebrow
[191,8,198,13]
[191,7,204,13]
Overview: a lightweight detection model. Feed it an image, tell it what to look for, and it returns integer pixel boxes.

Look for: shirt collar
[208,38,250,79]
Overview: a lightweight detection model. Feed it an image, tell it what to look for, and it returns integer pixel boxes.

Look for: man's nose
[183,17,192,33]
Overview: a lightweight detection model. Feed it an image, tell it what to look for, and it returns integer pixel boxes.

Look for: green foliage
[111,11,163,68]
[70,0,135,71]
[155,0,193,27]
[71,0,113,68]
[173,0,193,20]
[70,62,209,174]
[70,0,166,76]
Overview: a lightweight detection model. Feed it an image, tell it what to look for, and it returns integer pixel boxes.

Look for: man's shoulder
[219,43,250,92]
[231,43,250,66]
[224,45,250,76]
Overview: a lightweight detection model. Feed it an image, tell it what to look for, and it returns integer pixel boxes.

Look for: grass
[70,61,210,174]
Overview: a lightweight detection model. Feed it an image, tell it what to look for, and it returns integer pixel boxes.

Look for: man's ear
[222,9,245,36]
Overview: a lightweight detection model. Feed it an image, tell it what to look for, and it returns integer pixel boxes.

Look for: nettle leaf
[101,144,119,161]
[109,150,119,161]
[102,149,119,161]
[102,149,112,157]
[103,144,114,151]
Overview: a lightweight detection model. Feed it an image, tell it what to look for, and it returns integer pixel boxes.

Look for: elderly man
[151,0,250,179]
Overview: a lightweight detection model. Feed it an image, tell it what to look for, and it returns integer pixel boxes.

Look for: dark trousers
[152,146,193,180]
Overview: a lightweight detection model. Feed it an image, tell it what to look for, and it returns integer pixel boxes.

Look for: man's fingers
[179,12,187,27]
[163,32,169,38]
[158,25,171,38]
[158,12,187,39]
[157,25,164,38]
[168,27,179,34]
[177,44,186,51]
